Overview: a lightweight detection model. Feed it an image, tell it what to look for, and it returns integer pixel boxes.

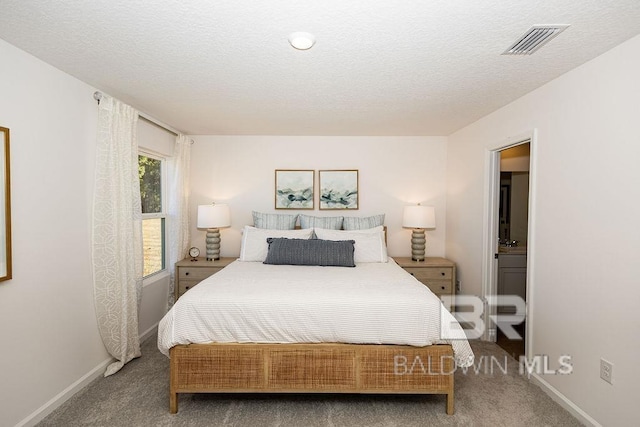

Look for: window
[139,153,166,277]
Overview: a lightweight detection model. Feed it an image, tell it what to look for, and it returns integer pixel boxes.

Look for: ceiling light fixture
[288,32,315,50]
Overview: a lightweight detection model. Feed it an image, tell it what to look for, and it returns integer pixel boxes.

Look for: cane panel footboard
[169,342,455,414]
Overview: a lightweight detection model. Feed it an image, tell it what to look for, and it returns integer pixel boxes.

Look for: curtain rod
[139,114,179,137]
[93,91,181,137]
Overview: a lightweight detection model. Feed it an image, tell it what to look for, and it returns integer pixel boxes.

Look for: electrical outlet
[600,358,613,384]
[456,280,461,292]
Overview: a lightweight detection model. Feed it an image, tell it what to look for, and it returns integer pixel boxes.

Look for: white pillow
[240,226,314,262]
[314,226,388,263]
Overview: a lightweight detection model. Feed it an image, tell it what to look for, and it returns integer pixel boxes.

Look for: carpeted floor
[496,322,526,361]
[37,337,582,426]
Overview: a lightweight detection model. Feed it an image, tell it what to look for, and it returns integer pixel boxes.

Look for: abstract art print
[319,170,359,210]
[275,170,314,209]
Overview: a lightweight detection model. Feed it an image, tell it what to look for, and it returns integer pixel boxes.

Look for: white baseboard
[139,322,159,343]
[530,373,601,427]
[15,356,114,427]
[16,324,159,427]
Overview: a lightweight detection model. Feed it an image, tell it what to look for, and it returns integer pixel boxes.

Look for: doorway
[482,133,535,361]
[496,143,529,359]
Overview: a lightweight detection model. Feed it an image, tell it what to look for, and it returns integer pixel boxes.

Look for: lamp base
[411,228,426,262]
[205,228,221,261]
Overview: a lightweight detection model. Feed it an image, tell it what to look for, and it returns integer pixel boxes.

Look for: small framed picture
[275,170,314,209]
[319,170,359,210]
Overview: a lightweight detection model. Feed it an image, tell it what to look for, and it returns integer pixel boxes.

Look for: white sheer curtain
[167,134,191,307]
[92,96,143,376]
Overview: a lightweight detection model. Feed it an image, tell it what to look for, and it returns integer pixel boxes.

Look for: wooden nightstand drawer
[178,280,201,295]
[178,267,221,281]
[393,257,456,308]
[404,267,452,281]
[420,279,453,295]
[175,257,236,300]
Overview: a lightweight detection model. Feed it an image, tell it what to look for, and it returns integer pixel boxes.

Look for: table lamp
[197,203,231,261]
[402,205,436,261]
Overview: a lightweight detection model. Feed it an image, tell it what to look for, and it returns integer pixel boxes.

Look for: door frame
[481,129,537,360]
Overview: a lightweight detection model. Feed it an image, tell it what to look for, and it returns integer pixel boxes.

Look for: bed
[158,224,474,414]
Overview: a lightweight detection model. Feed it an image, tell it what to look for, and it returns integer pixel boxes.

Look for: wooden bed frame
[169,342,455,414]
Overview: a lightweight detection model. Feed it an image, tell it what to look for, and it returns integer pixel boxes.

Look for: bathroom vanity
[497,248,527,314]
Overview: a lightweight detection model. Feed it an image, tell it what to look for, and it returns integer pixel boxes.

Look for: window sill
[142,270,169,288]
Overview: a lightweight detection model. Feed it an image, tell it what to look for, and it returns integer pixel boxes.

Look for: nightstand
[175,257,236,300]
[394,257,456,305]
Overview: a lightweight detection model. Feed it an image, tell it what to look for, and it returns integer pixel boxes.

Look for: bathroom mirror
[0,126,11,281]
[499,171,529,244]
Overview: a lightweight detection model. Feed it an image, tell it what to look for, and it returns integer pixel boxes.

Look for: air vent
[503,25,569,55]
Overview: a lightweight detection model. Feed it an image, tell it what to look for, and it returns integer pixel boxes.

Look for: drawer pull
[441,272,445,276]
[185,286,190,290]
[185,272,189,276]
[441,286,445,290]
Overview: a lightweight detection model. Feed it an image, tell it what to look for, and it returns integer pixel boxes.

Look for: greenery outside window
[139,153,166,277]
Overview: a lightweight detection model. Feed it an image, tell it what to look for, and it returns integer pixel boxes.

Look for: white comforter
[158,258,474,367]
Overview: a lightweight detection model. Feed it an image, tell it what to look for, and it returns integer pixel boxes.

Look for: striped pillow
[343,214,385,230]
[263,238,355,267]
[299,214,343,230]
[252,211,298,230]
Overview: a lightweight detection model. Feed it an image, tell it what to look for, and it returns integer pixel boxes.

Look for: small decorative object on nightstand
[402,204,436,261]
[175,257,236,300]
[188,247,200,261]
[197,203,231,261]
[395,257,455,309]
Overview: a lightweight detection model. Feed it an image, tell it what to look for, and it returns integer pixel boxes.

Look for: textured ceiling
[1,0,639,136]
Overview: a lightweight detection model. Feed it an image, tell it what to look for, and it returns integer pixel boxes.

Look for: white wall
[0,40,109,427]
[188,136,448,258]
[0,40,175,426]
[446,35,640,426]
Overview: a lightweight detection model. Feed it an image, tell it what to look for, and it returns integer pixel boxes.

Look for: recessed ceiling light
[288,32,315,50]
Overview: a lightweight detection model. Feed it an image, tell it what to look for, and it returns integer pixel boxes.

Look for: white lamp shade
[402,205,436,229]
[197,204,231,229]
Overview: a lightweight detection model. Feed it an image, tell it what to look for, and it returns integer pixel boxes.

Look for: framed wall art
[319,170,358,210]
[275,169,314,209]
[0,126,11,281]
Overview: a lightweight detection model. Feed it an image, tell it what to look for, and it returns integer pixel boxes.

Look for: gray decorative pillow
[252,211,298,230]
[299,214,344,230]
[343,214,385,230]
[264,238,356,267]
